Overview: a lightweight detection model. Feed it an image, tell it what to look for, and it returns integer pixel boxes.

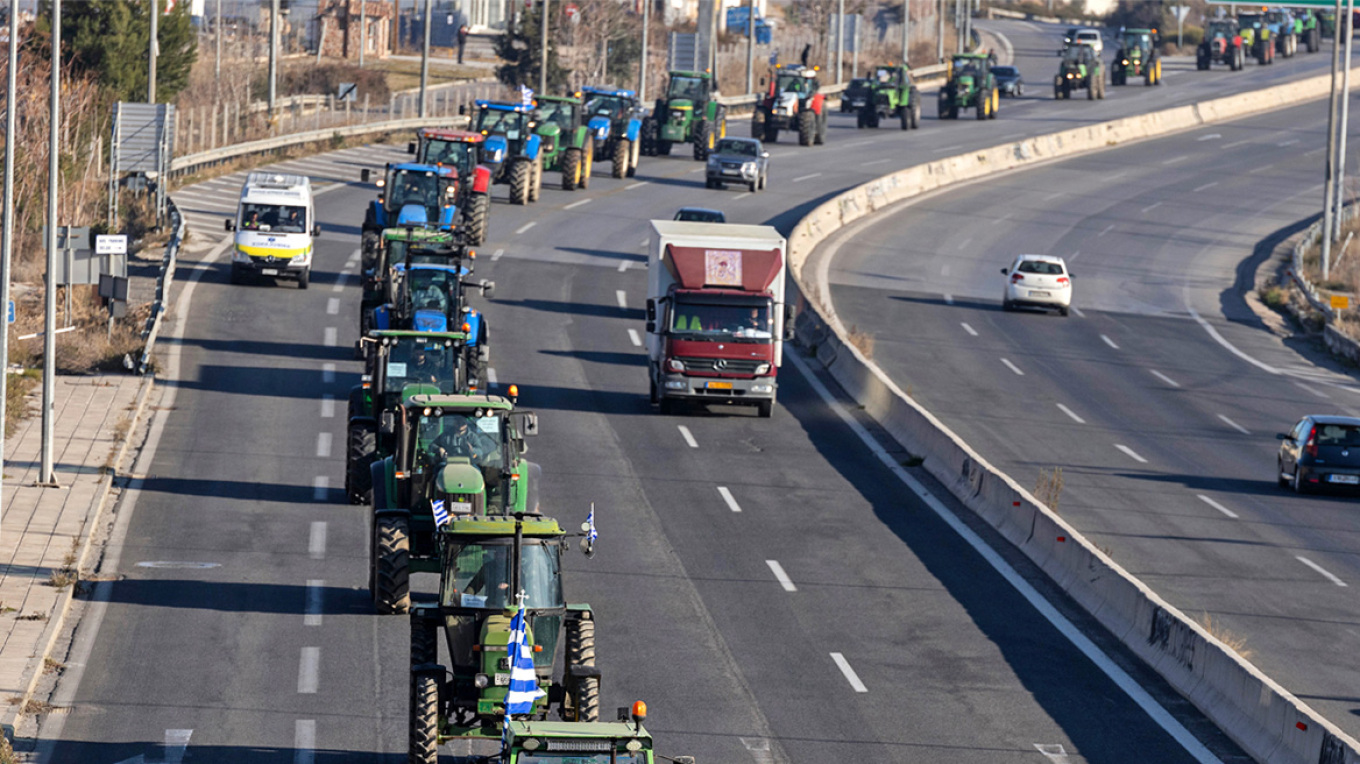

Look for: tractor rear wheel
[465,191,490,246]
[798,109,815,145]
[693,120,711,161]
[898,105,910,130]
[976,94,988,120]
[346,423,376,505]
[909,98,921,129]
[566,617,599,722]
[657,139,672,156]
[373,515,411,615]
[409,671,440,764]
[765,122,780,142]
[579,138,594,189]
[411,612,439,666]
[562,148,581,191]
[1308,27,1320,52]
[508,159,530,205]
[612,138,629,178]
[627,136,640,176]
[530,157,543,201]
[751,111,766,138]
[640,117,658,156]
[361,231,380,271]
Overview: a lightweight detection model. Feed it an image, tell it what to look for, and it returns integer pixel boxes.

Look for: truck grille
[678,356,764,374]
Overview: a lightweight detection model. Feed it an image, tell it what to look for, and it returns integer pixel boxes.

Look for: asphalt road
[30,18,1349,764]
[823,94,1360,741]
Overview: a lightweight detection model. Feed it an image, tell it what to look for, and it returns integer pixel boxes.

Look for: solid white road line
[793,173,823,182]
[294,720,317,764]
[931,144,964,153]
[1056,403,1086,424]
[1160,156,1189,166]
[516,221,537,234]
[717,486,742,513]
[1193,181,1219,193]
[1293,380,1331,399]
[322,363,336,384]
[492,248,505,261]
[312,476,329,502]
[1141,202,1163,214]
[309,522,327,560]
[1150,369,1180,388]
[315,433,332,459]
[1000,358,1024,376]
[617,259,630,272]
[321,395,335,419]
[626,181,648,190]
[677,425,698,448]
[1196,133,1222,141]
[1101,334,1119,349]
[616,290,628,309]
[960,322,978,337]
[1217,414,1250,435]
[829,653,868,693]
[1098,224,1115,237]
[1115,444,1148,464]
[298,647,320,693]
[1296,556,1348,587]
[785,352,1223,762]
[860,158,892,166]
[305,580,324,626]
[487,367,498,388]
[326,297,340,315]
[1278,139,1300,147]
[1197,494,1238,519]
[733,192,752,200]
[627,328,642,346]
[323,327,337,347]
[564,198,592,210]
[766,560,797,592]
[1222,139,1251,149]
[1070,306,1085,318]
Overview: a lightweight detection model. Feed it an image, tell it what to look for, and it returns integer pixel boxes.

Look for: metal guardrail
[1290,207,1357,321]
[245,94,330,115]
[138,199,186,375]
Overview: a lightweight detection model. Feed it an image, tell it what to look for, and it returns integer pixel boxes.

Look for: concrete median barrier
[790,66,1360,764]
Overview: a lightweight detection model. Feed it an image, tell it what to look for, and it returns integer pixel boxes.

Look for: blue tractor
[360,163,461,260]
[473,100,544,205]
[582,86,645,178]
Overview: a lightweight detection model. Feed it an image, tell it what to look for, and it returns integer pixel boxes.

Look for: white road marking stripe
[639,238,649,247]
[323,327,337,347]
[315,433,332,458]
[320,395,335,419]
[1070,306,1085,318]
[312,476,329,502]
[1035,744,1072,763]
[564,198,592,210]
[688,167,705,173]
[294,720,316,764]
[1305,147,1325,157]
[627,328,642,346]
[298,647,320,693]
[487,367,498,388]
[943,294,954,305]
[165,730,192,764]
[305,580,324,626]
[677,425,698,448]
[931,144,964,153]
[1196,133,1222,141]
[1278,139,1300,147]
[516,221,537,234]
[1101,334,1119,349]
[717,486,742,513]
[1193,181,1219,193]
[1150,369,1179,388]
[732,191,752,199]
[1044,192,1064,202]
[326,297,340,315]
[617,259,629,272]
[830,653,868,692]
[794,172,823,182]
[1057,403,1085,424]
[1222,139,1251,149]
[1293,380,1331,399]
[956,238,971,250]
[1217,414,1250,435]
[1160,155,1189,166]
[626,181,648,190]
[767,560,797,592]
[1098,224,1115,237]
[1000,358,1024,376]
[331,272,349,292]
[346,248,361,263]
[1141,201,1162,213]
[1297,556,1348,587]
[1197,494,1238,519]
[309,522,327,559]
[615,289,628,309]
[322,363,336,384]
[860,158,892,166]
[1115,444,1148,464]
[960,322,978,336]
[342,260,358,272]
[492,248,504,261]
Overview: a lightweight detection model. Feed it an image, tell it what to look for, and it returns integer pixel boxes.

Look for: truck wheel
[797,109,815,145]
[530,157,543,201]
[579,137,594,189]
[508,159,530,205]
[298,267,310,289]
[347,423,376,504]
[612,138,629,178]
[373,514,411,615]
[565,616,599,722]
[756,400,773,418]
[409,671,440,764]
[693,120,711,161]
[562,148,581,191]
[1309,27,1320,52]
[466,191,490,246]
[656,139,672,156]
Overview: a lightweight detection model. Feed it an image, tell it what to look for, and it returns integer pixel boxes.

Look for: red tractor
[751,64,827,146]
[408,128,494,245]
[1197,18,1246,71]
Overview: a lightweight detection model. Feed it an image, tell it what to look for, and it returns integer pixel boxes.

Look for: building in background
[313,0,395,59]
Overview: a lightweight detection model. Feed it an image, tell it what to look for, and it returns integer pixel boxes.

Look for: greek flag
[585,505,598,544]
[518,85,534,106]
[503,603,545,716]
[432,499,450,528]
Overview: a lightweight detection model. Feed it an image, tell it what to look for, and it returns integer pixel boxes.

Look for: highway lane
[823,97,1360,740]
[30,16,1343,762]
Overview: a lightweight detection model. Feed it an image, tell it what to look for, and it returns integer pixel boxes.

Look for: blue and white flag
[518,85,534,106]
[585,505,598,544]
[432,499,451,529]
[503,602,545,716]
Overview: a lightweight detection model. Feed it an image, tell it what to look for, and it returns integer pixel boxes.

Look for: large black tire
[756,400,773,418]
[1196,47,1209,70]
[640,117,658,156]
[977,93,988,120]
[909,98,921,129]
[580,137,594,189]
[411,612,439,666]
[627,136,640,176]
[508,159,531,205]
[656,139,672,156]
[346,423,376,505]
[611,138,629,178]
[693,120,711,161]
[373,514,411,615]
[856,108,866,128]
[297,268,310,290]
[465,191,489,246]
[562,148,581,191]
[361,231,380,271]
[1308,26,1320,53]
[1088,78,1096,100]
[409,670,440,764]
[765,121,780,142]
[815,111,827,144]
[899,105,910,130]
[797,109,815,145]
[565,617,599,723]
[529,157,543,201]
[751,111,766,138]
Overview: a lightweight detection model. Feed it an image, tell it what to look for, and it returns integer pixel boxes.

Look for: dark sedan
[841,77,872,113]
[993,65,1025,97]
[1278,415,1360,492]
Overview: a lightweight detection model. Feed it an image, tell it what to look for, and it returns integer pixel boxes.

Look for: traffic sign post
[1172,5,1191,48]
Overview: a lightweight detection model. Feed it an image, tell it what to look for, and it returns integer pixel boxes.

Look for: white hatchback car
[1073,29,1104,54]
[1001,254,1072,316]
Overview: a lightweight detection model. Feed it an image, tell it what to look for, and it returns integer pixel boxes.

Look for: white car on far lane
[1073,29,1104,55]
[1001,254,1072,316]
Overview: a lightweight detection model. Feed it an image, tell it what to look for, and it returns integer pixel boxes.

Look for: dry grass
[846,325,875,359]
[20,699,54,715]
[1258,284,1288,310]
[14,612,47,622]
[44,569,75,590]
[1195,612,1253,660]
[1033,466,1064,512]
[4,370,39,439]
[42,658,65,674]
[0,732,14,764]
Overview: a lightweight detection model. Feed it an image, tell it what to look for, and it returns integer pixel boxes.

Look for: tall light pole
[937,0,944,61]
[418,0,431,116]
[744,0,754,94]
[1323,0,1344,279]
[215,0,222,79]
[836,0,844,83]
[41,0,59,486]
[268,0,280,114]
[148,0,158,102]
[1334,0,1354,242]
[901,0,909,65]
[539,0,549,94]
[638,0,649,101]
[2,0,21,528]
[359,0,366,67]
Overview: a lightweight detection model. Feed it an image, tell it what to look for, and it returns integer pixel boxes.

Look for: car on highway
[674,206,726,223]
[993,65,1025,96]
[842,77,872,113]
[1277,415,1360,493]
[1000,254,1072,316]
[1073,29,1104,54]
[705,137,769,192]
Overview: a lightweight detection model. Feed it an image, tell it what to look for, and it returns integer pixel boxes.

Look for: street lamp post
[539,0,549,94]
[268,0,280,115]
[149,0,158,102]
[418,0,431,116]
[41,0,60,486]
[1,0,21,533]
[638,0,649,101]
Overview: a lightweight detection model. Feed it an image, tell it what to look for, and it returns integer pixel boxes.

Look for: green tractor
[445,705,695,764]
[535,94,595,191]
[1054,44,1105,99]
[369,393,540,614]
[408,512,600,753]
[473,100,545,205]
[857,64,921,130]
[1112,28,1162,85]
[641,70,728,161]
[1294,9,1321,52]
[1237,12,1276,64]
[938,52,999,120]
[361,227,460,339]
[1263,9,1299,57]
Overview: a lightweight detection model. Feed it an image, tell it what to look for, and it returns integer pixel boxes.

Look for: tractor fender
[624,117,641,143]
[370,200,387,228]
[587,115,611,142]
[482,135,509,164]
[517,460,541,514]
[472,165,492,194]
[374,305,391,331]
[439,204,458,228]
[524,134,541,160]
[571,125,589,150]
[349,414,378,430]
[375,506,412,521]
[412,662,445,677]
[566,603,595,616]
[464,310,482,346]
[372,458,395,511]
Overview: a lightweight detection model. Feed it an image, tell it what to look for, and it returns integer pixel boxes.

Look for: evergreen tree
[493,4,569,93]
[58,0,198,103]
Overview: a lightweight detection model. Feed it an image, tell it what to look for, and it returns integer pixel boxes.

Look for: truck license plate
[1330,474,1359,484]
[706,381,733,390]
[1029,290,1051,297]
[261,268,279,276]
[494,673,511,686]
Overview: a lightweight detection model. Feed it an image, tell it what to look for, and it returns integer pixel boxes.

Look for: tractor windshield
[952,56,981,76]
[670,295,771,340]
[423,139,477,175]
[537,100,577,132]
[1209,21,1237,37]
[386,169,449,213]
[1063,45,1090,63]
[1123,32,1152,50]
[667,76,707,102]
[384,340,459,394]
[477,108,527,139]
[441,539,564,611]
[420,411,504,470]
[406,267,464,317]
[585,94,630,119]
[776,73,810,94]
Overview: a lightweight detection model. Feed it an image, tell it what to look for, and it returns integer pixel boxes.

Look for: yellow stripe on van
[236,243,311,259]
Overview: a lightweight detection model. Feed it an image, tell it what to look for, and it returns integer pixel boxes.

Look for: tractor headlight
[474,673,490,688]
[741,162,757,178]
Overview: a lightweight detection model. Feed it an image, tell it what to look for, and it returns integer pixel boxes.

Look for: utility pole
[1323,0,1344,279]
[744,0,754,94]
[148,0,158,103]
[359,0,366,67]
[1335,0,1354,242]
[41,0,59,486]
[937,0,944,61]
[538,0,548,94]
[836,0,844,83]
[418,0,431,116]
[215,0,222,80]
[268,0,280,115]
[902,0,909,65]
[2,0,21,532]
[638,0,649,101]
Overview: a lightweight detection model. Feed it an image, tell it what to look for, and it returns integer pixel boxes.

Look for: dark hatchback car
[992,65,1025,97]
[674,207,726,223]
[841,78,872,113]
[1278,415,1360,492]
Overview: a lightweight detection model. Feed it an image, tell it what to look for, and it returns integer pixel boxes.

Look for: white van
[1073,29,1104,54]
[225,172,319,288]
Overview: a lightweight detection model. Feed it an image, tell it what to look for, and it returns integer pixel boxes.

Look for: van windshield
[240,203,306,233]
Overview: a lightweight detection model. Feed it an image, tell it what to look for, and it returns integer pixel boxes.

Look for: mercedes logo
[715,359,727,369]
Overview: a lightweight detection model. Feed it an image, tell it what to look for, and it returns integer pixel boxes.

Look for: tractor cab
[664,71,712,109]
[582,86,640,122]
[1062,43,1096,68]
[1208,18,1240,40]
[363,163,460,232]
[772,64,818,97]
[410,127,483,177]
[1121,28,1156,57]
[475,100,541,170]
[873,65,905,88]
[950,52,987,84]
[535,95,587,156]
[384,261,490,339]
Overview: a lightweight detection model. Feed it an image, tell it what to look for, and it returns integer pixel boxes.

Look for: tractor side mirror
[645,298,656,321]
[784,304,795,321]
[361,168,371,183]
[1000,267,1008,274]
[380,410,396,435]
[459,103,467,115]
[224,219,235,231]
[522,412,539,436]
[480,279,495,298]
[407,142,416,154]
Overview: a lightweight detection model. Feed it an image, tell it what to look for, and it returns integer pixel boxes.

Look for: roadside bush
[259,63,391,102]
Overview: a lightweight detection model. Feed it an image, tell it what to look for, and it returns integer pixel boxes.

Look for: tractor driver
[408,345,442,383]
[429,415,498,466]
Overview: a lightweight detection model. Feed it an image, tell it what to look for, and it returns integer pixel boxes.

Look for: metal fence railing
[139,199,186,375]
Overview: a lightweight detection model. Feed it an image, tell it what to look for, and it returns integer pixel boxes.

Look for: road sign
[1172,5,1191,22]
[337,82,357,102]
[1331,294,1351,310]
[95,234,128,255]
[7,300,13,325]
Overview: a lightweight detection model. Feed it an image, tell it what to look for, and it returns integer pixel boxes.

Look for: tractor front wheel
[656,139,672,156]
[751,111,766,138]
[508,159,531,205]
[815,110,827,144]
[566,617,600,722]
[411,612,439,666]
[898,105,910,130]
[640,117,658,156]
[562,148,581,191]
[373,515,411,615]
[409,670,440,764]
[693,120,711,161]
[346,423,376,505]
[977,94,988,120]
[797,109,815,145]
[910,98,921,129]
[466,191,490,246]
[612,138,629,178]
[529,157,543,201]
[579,137,594,189]
[627,136,640,176]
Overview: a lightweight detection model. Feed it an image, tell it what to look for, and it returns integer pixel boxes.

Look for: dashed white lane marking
[1197,494,1238,519]
[322,363,336,384]
[323,327,337,347]
[688,167,705,173]
[1101,334,1119,349]
[487,367,498,388]
[1057,403,1086,424]
[342,260,358,272]
[298,647,320,693]
[515,221,537,234]
[627,328,642,346]
[320,395,335,419]
[741,737,775,764]
[1141,201,1163,214]
[312,476,329,502]
[1217,414,1250,435]
[766,560,797,592]
[733,191,752,200]
[677,425,698,448]
[1196,133,1222,141]
[1044,192,1064,202]
[1305,147,1326,157]
[625,181,648,190]
[1297,556,1348,587]
[1293,380,1331,399]
[793,172,823,182]
[163,729,192,764]
[346,248,361,263]
[331,272,350,293]
[943,294,954,305]
[960,322,978,336]
[1098,224,1115,237]
[992,212,1011,226]
[830,653,868,693]
[1193,181,1219,193]
[1278,139,1300,147]
[1070,306,1085,318]
[304,580,324,626]
[315,433,332,458]
[860,158,892,166]
[326,298,340,315]
[931,144,964,153]
[492,248,505,261]
[1159,155,1189,166]
[1000,358,1024,376]
[1150,369,1179,388]
[615,290,628,309]
[956,238,971,250]
[309,522,327,559]
[564,198,592,210]
[294,720,317,764]
[1115,444,1148,464]
[717,486,742,513]
[617,259,630,272]
[1035,744,1072,763]
[1222,139,1251,149]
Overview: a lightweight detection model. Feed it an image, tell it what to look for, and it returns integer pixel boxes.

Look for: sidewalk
[0,374,150,731]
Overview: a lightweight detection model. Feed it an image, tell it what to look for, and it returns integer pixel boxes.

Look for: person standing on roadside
[457,23,469,64]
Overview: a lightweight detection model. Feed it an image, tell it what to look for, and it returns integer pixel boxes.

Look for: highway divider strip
[787,68,1360,763]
